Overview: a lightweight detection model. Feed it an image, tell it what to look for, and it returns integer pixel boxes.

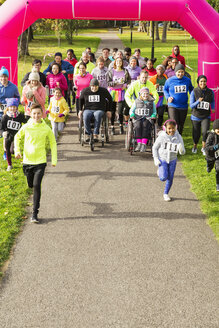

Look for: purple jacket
[126,65,142,82]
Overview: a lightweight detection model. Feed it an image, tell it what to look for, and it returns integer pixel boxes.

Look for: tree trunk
[138,21,147,32]
[18,30,29,57]
[155,21,160,40]
[162,21,168,43]
[28,25,34,42]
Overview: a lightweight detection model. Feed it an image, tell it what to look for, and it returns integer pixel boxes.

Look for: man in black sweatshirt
[79,78,112,141]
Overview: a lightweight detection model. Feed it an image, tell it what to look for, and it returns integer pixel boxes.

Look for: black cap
[90,78,99,86]
[213,119,219,130]
[175,63,185,72]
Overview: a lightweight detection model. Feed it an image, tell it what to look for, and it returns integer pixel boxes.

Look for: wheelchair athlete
[79,78,112,142]
[129,87,156,152]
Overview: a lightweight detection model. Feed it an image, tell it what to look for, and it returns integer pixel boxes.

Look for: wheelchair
[125,117,156,155]
[79,111,110,151]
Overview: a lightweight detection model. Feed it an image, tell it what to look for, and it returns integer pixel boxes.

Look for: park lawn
[0,34,100,273]
[119,29,219,238]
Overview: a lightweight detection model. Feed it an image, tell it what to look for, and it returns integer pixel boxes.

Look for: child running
[46,87,69,141]
[130,87,156,152]
[15,104,57,223]
[1,98,26,171]
[152,119,185,201]
[205,119,219,192]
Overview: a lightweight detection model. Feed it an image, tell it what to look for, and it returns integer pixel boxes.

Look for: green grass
[119,29,219,238]
[0,34,100,272]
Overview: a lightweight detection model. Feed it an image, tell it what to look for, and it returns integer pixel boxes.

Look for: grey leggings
[192,118,210,144]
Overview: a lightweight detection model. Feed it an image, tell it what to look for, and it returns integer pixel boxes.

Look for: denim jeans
[83,109,104,135]
[158,159,177,194]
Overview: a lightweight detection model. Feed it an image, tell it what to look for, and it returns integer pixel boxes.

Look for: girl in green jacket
[15,104,57,223]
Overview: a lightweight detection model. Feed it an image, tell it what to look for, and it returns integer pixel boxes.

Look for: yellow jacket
[47,96,69,122]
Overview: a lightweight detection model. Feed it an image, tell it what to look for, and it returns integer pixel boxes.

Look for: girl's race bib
[51,106,60,114]
[0,104,7,112]
[135,108,150,116]
[27,101,33,109]
[157,85,164,93]
[197,101,210,110]
[163,142,178,153]
[7,120,21,131]
[50,88,55,96]
[174,85,187,93]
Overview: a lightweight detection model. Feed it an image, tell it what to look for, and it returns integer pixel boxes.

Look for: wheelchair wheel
[125,120,133,151]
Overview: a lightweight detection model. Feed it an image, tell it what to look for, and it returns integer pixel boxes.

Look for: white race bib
[51,106,60,113]
[7,120,21,131]
[88,95,100,102]
[135,108,150,116]
[98,75,106,81]
[27,101,33,108]
[174,85,187,93]
[163,142,178,153]
[215,149,219,159]
[50,88,55,96]
[197,101,210,110]
[0,104,7,112]
[157,85,164,93]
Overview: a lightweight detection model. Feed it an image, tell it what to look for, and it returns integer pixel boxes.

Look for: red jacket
[64,58,78,81]
[171,50,186,67]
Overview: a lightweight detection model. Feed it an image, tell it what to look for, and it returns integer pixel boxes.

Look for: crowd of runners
[0,44,218,222]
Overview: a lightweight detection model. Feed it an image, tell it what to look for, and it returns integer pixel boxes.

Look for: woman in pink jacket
[21,71,46,118]
[74,62,93,115]
[46,63,68,99]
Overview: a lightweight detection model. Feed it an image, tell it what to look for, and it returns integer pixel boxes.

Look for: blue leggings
[158,159,177,194]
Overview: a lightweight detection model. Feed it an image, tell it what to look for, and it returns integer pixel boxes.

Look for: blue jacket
[0,81,20,104]
[164,75,193,109]
[43,60,74,84]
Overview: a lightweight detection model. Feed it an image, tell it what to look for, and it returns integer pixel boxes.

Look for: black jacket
[205,131,219,161]
[79,87,112,112]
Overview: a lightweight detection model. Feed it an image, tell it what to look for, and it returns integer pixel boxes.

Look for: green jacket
[74,61,95,76]
[125,80,159,108]
[15,119,57,166]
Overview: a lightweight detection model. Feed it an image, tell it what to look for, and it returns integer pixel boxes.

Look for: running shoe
[6,165,13,171]
[201,148,206,156]
[163,194,171,201]
[140,144,147,152]
[135,143,141,152]
[192,147,197,154]
[30,214,39,223]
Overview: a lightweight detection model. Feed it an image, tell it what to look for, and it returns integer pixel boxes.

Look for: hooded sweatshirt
[46,72,68,98]
[125,79,159,108]
[170,48,186,67]
[15,118,57,166]
[91,67,108,89]
[152,130,185,163]
[21,81,46,117]
[47,96,69,122]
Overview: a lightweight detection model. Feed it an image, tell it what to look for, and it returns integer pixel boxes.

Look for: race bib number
[98,74,106,81]
[88,95,100,102]
[163,142,178,153]
[27,101,33,109]
[135,108,150,116]
[215,149,219,159]
[50,88,55,96]
[51,106,60,113]
[197,101,210,110]
[0,104,7,112]
[174,85,187,93]
[157,85,164,93]
[7,120,21,131]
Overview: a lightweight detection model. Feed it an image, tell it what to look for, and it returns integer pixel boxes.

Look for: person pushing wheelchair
[79,78,112,142]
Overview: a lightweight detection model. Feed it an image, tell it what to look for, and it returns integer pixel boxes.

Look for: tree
[161,22,169,43]
[207,0,219,11]
[155,22,160,40]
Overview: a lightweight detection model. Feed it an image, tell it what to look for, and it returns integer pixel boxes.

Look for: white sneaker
[157,168,159,177]
[135,143,141,152]
[201,148,206,156]
[6,165,13,171]
[163,194,171,201]
[192,147,197,154]
[140,143,147,152]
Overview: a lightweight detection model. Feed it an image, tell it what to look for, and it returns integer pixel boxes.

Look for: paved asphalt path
[0,32,218,328]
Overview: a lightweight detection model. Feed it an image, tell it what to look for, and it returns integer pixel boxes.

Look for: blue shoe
[3,152,7,160]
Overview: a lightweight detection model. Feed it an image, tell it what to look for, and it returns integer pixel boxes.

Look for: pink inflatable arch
[0,0,219,117]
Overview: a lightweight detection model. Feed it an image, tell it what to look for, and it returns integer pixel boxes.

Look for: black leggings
[157,105,166,127]
[134,118,152,139]
[168,107,188,135]
[23,163,47,215]
[111,101,126,126]
[5,135,14,166]
[192,118,210,144]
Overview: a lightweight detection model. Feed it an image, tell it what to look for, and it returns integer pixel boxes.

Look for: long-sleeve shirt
[163,75,193,109]
[21,82,46,117]
[15,118,57,166]
[79,87,112,112]
[21,72,46,87]
[74,61,95,76]
[46,73,68,98]
[130,99,156,118]
[47,96,69,122]
[91,67,108,89]
[2,112,26,138]
[74,73,93,98]
[43,60,74,84]
[0,81,20,120]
